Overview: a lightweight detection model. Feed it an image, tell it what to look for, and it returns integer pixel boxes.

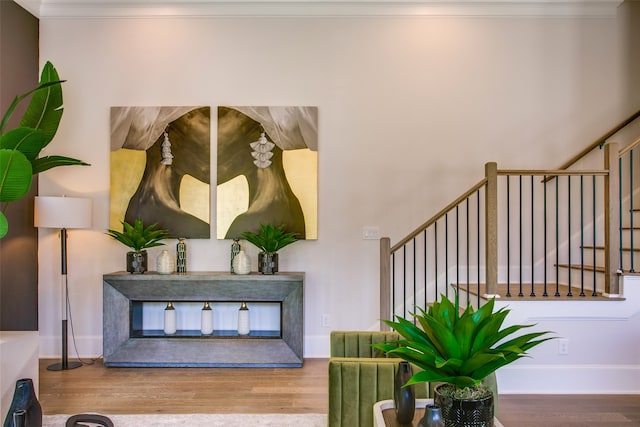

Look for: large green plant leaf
[0,211,7,238]
[0,81,62,135]
[0,128,47,160]
[0,149,32,202]
[32,155,89,174]
[19,61,63,144]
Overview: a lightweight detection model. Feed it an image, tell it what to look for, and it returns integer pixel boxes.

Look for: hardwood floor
[38,358,328,415]
[39,358,640,426]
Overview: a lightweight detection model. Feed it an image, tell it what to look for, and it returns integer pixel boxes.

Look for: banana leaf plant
[0,61,89,238]
[373,294,556,395]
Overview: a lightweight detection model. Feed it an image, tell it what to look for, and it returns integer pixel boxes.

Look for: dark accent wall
[0,1,39,331]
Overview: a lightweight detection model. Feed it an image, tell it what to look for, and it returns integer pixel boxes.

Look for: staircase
[380,110,640,323]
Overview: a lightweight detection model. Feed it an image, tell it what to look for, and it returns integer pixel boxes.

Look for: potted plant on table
[240,223,299,274]
[106,219,170,273]
[373,294,555,427]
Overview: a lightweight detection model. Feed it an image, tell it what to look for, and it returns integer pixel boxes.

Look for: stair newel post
[380,237,391,330]
[604,142,621,296]
[485,162,499,297]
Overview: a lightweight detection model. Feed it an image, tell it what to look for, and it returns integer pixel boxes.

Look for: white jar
[157,250,174,274]
[237,302,250,335]
[201,302,214,335]
[232,250,251,275]
[164,302,177,334]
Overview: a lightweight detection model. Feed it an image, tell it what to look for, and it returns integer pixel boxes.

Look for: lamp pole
[48,227,82,371]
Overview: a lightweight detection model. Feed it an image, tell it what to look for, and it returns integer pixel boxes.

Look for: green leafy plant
[106,219,170,252]
[240,223,299,254]
[373,293,555,397]
[0,61,89,238]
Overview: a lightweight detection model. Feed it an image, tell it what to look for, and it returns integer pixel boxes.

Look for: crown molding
[14,0,625,19]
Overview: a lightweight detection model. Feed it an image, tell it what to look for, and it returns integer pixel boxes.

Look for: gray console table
[103,272,304,367]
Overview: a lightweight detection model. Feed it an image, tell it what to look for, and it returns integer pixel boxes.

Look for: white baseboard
[39,335,103,359]
[497,364,640,394]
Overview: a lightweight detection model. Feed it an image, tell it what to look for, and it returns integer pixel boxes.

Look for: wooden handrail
[617,134,640,157]
[499,169,608,176]
[553,109,640,172]
[390,178,487,252]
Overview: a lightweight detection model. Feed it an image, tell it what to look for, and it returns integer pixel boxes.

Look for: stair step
[457,283,623,301]
[555,263,605,272]
[582,245,640,252]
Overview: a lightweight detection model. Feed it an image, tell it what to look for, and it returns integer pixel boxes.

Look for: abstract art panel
[217,106,318,240]
[110,106,211,239]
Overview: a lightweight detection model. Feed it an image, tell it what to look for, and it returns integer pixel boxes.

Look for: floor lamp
[34,196,92,371]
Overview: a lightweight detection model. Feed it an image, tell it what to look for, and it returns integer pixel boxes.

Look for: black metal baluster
[392,252,396,318]
[477,189,481,307]
[466,198,470,306]
[593,175,598,297]
[507,176,511,297]
[456,205,460,300]
[435,221,439,300]
[519,175,523,297]
[445,213,449,299]
[555,177,560,297]
[580,175,585,297]
[412,238,417,313]
[424,229,428,308]
[619,157,624,272]
[531,175,535,297]
[544,175,548,297]
[630,150,635,272]
[567,176,573,297]
[403,245,407,317]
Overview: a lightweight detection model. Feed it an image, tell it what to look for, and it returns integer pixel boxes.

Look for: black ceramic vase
[418,404,445,427]
[394,361,415,424]
[126,250,147,274]
[258,252,278,274]
[3,378,42,427]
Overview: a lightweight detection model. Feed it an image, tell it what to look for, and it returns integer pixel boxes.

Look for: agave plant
[373,294,555,393]
[106,219,170,252]
[240,223,299,254]
[0,61,89,238]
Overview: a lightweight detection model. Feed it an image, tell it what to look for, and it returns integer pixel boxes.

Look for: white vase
[156,250,174,274]
[232,250,251,275]
[201,302,214,335]
[164,302,176,334]
[237,302,250,335]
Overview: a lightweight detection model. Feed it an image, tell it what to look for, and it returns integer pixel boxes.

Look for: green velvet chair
[327,331,499,427]
[327,331,429,427]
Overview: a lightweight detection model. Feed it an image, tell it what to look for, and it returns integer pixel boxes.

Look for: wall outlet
[558,338,569,355]
[321,314,330,328]
[362,226,380,240]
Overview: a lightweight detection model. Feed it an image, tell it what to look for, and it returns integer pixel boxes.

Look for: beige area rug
[43,413,327,426]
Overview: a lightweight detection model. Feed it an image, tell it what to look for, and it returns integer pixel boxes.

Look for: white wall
[36,12,634,378]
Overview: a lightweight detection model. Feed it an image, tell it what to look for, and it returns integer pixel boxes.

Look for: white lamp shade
[34,196,92,229]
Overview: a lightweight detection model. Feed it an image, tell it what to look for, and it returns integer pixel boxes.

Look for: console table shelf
[103,272,304,367]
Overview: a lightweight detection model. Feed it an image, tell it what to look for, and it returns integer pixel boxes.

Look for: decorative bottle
[164,302,177,334]
[156,249,174,274]
[3,378,42,427]
[232,250,251,275]
[230,239,241,273]
[176,238,187,273]
[394,361,415,424]
[201,302,214,335]
[418,404,444,427]
[237,302,250,335]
